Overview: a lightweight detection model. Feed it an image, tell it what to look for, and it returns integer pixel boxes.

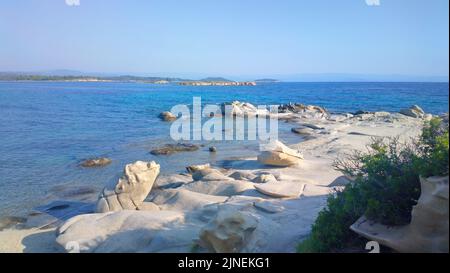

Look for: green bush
[297,117,449,253]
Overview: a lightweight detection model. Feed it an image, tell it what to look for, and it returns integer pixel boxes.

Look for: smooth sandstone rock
[191,168,232,181]
[229,171,257,181]
[257,140,303,167]
[254,182,305,198]
[399,105,425,118]
[253,201,285,213]
[151,189,228,211]
[198,208,258,253]
[252,173,278,184]
[257,151,300,167]
[56,210,185,253]
[186,163,210,174]
[350,176,449,253]
[95,161,160,213]
[181,179,255,196]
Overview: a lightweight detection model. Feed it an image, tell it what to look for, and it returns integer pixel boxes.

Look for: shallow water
[0,81,448,218]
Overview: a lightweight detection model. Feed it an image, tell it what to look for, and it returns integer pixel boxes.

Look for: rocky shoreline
[0,103,444,253]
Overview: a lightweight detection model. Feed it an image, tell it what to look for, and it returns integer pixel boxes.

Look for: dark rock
[159,111,177,122]
[0,216,27,231]
[150,143,200,155]
[80,157,112,168]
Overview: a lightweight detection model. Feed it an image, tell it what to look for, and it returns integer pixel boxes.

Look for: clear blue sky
[0,0,448,79]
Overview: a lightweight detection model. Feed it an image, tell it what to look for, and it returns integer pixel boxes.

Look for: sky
[0,0,448,80]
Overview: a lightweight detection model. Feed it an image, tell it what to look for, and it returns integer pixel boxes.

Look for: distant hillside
[254,78,279,83]
[0,72,189,83]
[200,77,233,82]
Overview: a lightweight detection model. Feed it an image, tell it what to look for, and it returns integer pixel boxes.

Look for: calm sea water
[0,81,448,218]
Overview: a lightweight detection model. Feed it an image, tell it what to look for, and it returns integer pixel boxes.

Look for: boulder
[350,176,449,253]
[257,141,303,167]
[158,111,177,122]
[186,163,210,174]
[80,157,111,168]
[399,105,425,118]
[150,143,199,155]
[252,173,278,184]
[95,161,160,213]
[222,101,268,117]
[257,151,301,167]
[209,146,217,153]
[198,208,258,253]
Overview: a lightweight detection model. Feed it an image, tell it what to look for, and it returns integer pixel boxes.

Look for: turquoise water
[0,81,448,218]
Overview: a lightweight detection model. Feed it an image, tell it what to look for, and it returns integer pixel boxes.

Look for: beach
[0,102,429,253]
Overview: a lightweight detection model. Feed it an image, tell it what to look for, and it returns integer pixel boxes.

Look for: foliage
[298,117,449,253]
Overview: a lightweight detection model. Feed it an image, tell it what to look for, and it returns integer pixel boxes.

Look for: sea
[0,81,448,218]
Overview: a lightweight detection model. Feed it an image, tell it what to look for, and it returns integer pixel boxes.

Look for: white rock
[198,208,258,253]
[181,179,255,196]
[151,189,228,211]
[192,168,232,181]
[229,171,257,181]
[253,201,285,213]
[254,182,305,198]
[399,105,425,118]
[56,210,185,253]
[252,174,278,183]
[186,163,210,174]
[96,161,160,213]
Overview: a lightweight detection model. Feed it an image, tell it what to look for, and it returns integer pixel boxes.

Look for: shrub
[297,117,449,253]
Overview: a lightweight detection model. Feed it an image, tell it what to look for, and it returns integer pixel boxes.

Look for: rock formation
[257,140,303,167]
[350,176,449,253]
[198,208,258,253]
[95,161,160,213]
[399,105,426,118]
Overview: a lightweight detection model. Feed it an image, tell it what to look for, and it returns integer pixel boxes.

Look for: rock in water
[80,157,112,168]
[257,140,303,167]
[96,161,160,213]
[209,146,217,153]
[399,105,425,118]
[150,143,199,155]
[199,208,258,253]
[350,176,449,253]
[158,111,177,122]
